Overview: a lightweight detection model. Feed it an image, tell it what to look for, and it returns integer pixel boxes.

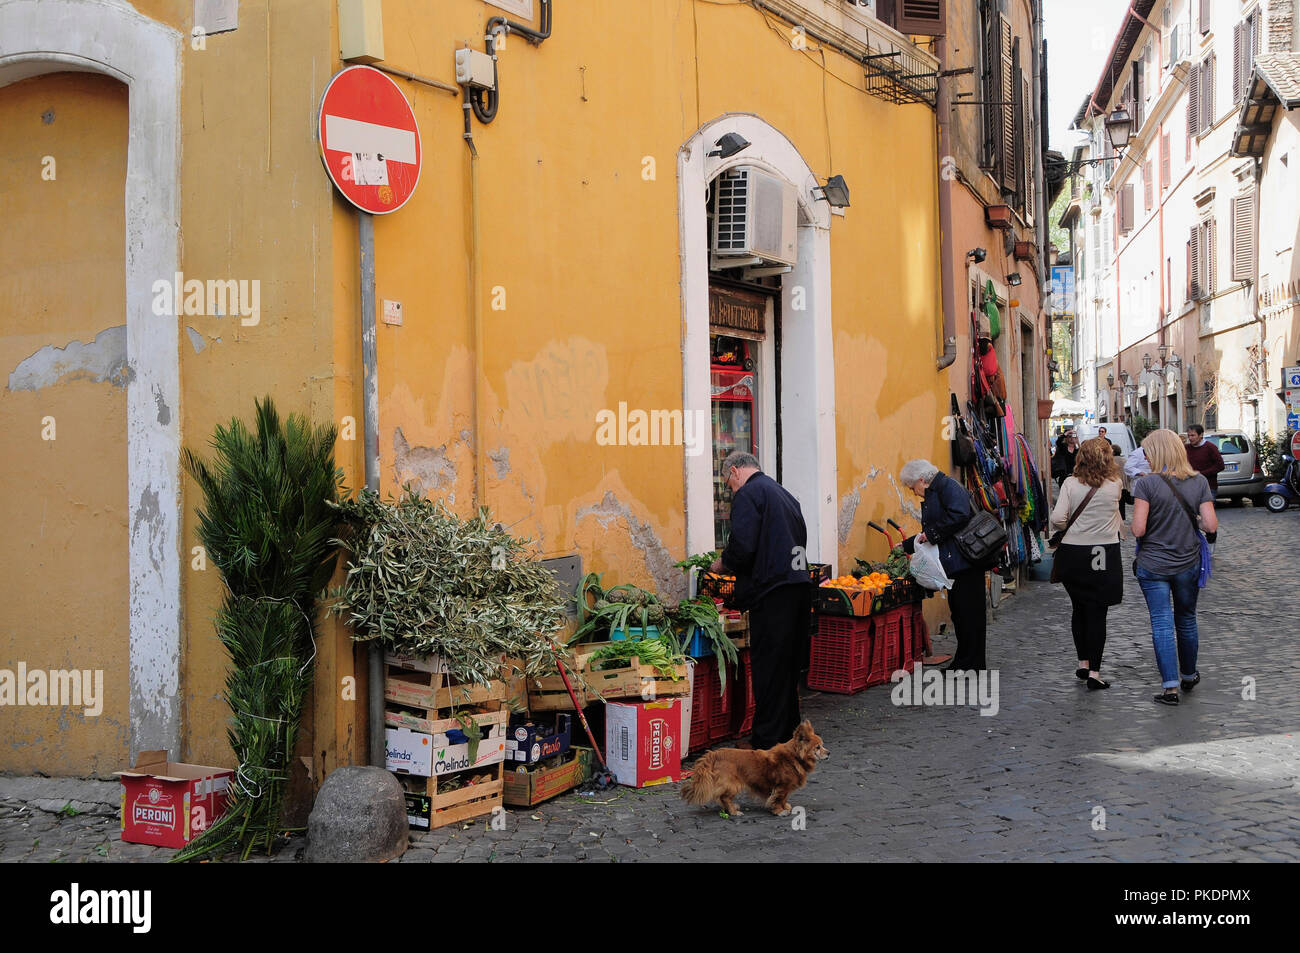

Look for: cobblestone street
[4,506,1297,864]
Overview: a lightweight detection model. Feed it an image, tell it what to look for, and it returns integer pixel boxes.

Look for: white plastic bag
[909,540,954,591]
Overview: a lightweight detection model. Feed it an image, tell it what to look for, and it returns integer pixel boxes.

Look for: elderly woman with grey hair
[898,458,987,671]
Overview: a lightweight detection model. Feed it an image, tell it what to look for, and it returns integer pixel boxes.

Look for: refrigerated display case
[711,335,758,549]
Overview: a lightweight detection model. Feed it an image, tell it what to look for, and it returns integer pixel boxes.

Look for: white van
[1076,423,1138,487]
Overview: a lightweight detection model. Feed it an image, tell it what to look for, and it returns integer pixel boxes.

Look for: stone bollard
[304,766,408,863]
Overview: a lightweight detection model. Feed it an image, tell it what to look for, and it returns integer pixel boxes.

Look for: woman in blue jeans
[1131,429,1218,706]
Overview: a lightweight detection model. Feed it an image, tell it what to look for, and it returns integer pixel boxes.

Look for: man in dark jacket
[711,451,809,749]
[899,459,988,671]
[1184,424,1225,496]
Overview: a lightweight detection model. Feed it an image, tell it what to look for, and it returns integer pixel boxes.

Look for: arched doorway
[678,114,837,565]
[0,0,182,769]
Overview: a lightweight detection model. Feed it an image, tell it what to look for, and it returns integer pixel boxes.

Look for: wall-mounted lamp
[1142,352,1153,371]
[967,248,987,264]
[1107,372,1115,387]
[812,174,851,208]
[1120,370,1131,385]
[1007,272,1022,287]
[707,132,751,159]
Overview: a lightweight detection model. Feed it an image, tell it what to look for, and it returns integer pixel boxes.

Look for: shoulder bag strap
[1156,474,1202,532]
[1060,484,1099,538]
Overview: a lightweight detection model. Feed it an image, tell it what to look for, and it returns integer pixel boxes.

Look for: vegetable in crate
[571,573,675,644]
[587,639,685,679]
[670,596,738,691]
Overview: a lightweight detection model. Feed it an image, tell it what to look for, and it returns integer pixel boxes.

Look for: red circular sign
[1291,431,1300,457]
[317,66,422,214]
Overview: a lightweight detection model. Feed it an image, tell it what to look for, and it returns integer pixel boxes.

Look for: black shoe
[1154,691,1179,706]
[1087,676,1110,690]
[1180,674,1201,691]
[1075,667,1090,681]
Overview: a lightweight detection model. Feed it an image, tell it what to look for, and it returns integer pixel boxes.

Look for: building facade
[3,0,1010,777]
[1065,0,1300,440]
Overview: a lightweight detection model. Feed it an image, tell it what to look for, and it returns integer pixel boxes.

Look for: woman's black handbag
[953,503,1008,569]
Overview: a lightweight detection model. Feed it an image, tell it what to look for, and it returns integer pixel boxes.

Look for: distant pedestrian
[1051,430,1078,487]
[712,451,809,749]
[1184,424,1225,497]
[1132,430,1219,706]
[1049,438,1123,690]
[899,459,987,671]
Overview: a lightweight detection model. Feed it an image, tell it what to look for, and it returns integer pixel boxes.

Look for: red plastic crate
[909,603,928,662]
[689,658,713,753]
[732,648,755,736]
[807,614,873,694]
[867,607,904,686]
[707,660,734,742]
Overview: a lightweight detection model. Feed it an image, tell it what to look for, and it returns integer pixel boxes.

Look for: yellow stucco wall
[350,0,949,594]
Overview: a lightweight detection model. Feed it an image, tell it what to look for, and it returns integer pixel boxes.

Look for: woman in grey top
[1131,430,1219,706]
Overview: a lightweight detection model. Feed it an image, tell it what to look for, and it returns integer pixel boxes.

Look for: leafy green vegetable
[674,552,718,574]
[587,639,685,679]
[669,596,737,692]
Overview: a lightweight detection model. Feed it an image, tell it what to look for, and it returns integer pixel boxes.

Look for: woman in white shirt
[1049,437,1124,690]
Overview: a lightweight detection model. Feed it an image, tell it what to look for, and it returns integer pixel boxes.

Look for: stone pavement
[3,506,1297,863]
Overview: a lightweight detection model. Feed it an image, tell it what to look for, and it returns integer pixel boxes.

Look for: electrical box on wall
[455,48,496,89]
[339,0,384,64]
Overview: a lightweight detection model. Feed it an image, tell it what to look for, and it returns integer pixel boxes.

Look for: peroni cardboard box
[605,698,682,788]
[115,751,233,849]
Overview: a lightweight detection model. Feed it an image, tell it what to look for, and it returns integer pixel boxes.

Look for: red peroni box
[115,750,234,849]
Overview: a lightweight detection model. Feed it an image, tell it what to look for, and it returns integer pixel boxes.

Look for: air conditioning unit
[711,166,798,267]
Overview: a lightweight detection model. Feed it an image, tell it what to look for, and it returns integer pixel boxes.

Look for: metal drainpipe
[935,32,958,372]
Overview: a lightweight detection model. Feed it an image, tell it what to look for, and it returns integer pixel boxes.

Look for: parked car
[1204,430,1267,504]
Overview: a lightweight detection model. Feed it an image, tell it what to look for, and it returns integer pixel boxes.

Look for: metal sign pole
[359,209,384,767]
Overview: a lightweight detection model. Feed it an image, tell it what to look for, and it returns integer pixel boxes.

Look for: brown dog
[680,720,829,817]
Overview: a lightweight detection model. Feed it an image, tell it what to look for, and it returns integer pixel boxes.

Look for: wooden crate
[528,642,690,711]
[384,661,508,829]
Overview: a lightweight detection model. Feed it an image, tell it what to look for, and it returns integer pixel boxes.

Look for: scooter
[1263,454,1300,513]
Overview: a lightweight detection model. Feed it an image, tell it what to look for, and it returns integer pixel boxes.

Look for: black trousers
[1070,598,1109,671]
[748,583,811,749]
[947,568,987,670]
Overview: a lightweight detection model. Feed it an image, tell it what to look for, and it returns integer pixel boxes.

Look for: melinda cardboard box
[605,699,682,788]
[115,751,233,849]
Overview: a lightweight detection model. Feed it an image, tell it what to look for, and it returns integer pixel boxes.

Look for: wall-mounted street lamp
[1107,371,1115,388]
[967,248,987,264]
[708,133,751,159]
[1007,272,1023,287]
[1142,352,1153,371]
[812,174,851,208]
[1045,107,1136,178]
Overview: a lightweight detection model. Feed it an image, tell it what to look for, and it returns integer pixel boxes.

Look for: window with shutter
[1187,61,1200,140]
[1233,21,1246,104]
[895,0,945,36]
[981,8,999,170]
[1120,184,1135,234]
[1012,50,1025,207]
[1231,192,1255,282]
[1203,218,1217,295]
[999,17,1016,193]
[1133,60,1144,130]
[1023,73,1035,223]
[1199,54,1215,136]
[1199,0,1211,35]
[1144,160,1153,210]
[1188,226,1200,299]
[1160,133,1170,191]
[1168,24,1180,67]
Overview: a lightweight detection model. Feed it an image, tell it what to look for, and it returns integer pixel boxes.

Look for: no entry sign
[318,66,422,214]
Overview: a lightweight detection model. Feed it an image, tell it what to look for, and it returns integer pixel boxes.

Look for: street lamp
[1142,352,1153,371]
[708,133,751,159]
[1107,371,1115,388]
[1120,370,1130,385]
[1104,106,1133,152]
[812,174,851,208]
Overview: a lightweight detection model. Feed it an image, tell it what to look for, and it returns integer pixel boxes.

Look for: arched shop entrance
[678,114,837,564]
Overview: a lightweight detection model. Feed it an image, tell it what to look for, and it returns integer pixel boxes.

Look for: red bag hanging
[977,337,1000,379]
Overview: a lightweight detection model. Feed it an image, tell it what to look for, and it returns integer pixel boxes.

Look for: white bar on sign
[324,114,417,164]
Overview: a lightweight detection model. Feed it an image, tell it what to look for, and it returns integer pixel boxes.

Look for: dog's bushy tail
[680,754,719,805]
